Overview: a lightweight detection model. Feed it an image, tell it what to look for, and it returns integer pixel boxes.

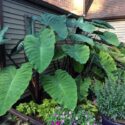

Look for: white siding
[108,20,125,43]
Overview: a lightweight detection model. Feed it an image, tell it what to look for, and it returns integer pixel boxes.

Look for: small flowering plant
[47,106,97,125]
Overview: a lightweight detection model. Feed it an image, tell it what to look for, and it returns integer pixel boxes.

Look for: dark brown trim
[13,0,79,18]
[85,0,93,15]
[86,15,125,20]
[0,0,6,68]
[28,0,80,17]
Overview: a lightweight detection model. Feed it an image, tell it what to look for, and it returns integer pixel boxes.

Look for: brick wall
[42,0,84,16]
[86,0,125,19]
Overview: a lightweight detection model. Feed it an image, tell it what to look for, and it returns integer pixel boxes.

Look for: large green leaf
[66,18,77,27]
[109,48,125,64]
[78,21,96,33]
[70,34,94,46]
[66,18,96,33]
[0,63,32,116]
[76,77,91,101]
[24,28,56,73]
[66,17,84,27]
[62,44,90,64]
[0,27,8,45]
[41,69,77,110]
[40,13,68,39]
[98,31,120,47]
[94,42,109,52]
[99,51,117,80]
[119,43,125,55]
[92,20,114,29]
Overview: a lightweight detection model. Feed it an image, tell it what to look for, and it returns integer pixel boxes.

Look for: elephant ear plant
[0,12,122,118]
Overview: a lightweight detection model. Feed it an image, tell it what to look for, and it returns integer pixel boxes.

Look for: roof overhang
[86,0,125,20]
[28,0,84,17]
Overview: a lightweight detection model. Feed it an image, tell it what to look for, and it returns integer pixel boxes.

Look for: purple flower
[61,120,64,124]
[56,121,61,125]
[51,121,55,125]
[51,121,61,125]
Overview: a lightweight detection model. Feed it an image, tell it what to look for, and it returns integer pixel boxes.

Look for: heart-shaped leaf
[92,20,114,29]
[0,63,32,116]
[62,44,90,64]
[70,34,94,46]
[40,13,68,39]
[98,31,120,47]
[99,51,117,80]
[24,28,56,73]
[41,69,77,110]
[66,18,96,33]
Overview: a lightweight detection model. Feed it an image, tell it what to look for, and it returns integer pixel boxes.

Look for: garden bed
[8,98,98,125]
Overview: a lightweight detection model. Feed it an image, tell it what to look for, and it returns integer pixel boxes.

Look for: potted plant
[95,76,125,125]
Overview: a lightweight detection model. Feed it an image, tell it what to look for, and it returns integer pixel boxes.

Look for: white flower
[61,115,65,118]
[87,122,90,125]
[75,116,78,120]
[69,111,72,115]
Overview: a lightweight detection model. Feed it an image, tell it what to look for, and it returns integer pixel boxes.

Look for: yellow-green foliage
[16,99,57,121]
[37,99,57,121]
[82,100,98,115]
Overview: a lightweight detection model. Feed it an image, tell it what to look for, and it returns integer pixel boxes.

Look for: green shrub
[95,79,125,121]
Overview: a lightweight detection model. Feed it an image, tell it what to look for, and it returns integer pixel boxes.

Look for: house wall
[2,0,51,66]
[42,0,84,16]
[108,20,125,43]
